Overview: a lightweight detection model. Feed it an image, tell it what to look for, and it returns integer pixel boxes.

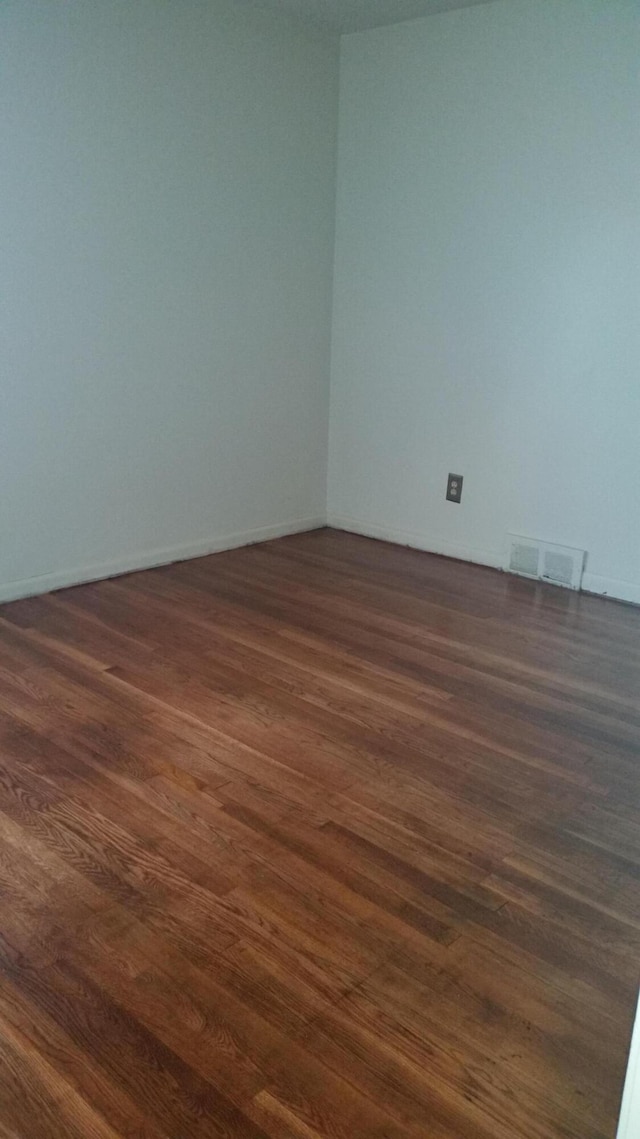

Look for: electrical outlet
[446,473,463,503]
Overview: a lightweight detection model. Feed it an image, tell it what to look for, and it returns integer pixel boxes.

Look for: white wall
[618,994,640,1139]
[328,0,640,603]
[0,0,338,601]
[3,0,638,607]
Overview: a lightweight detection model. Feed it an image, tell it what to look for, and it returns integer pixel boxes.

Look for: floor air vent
[506,535,586,591]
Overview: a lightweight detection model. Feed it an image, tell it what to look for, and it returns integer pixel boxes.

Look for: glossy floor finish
[0,528,638,1139]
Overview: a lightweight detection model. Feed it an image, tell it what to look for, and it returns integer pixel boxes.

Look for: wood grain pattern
[0,527,638,1138]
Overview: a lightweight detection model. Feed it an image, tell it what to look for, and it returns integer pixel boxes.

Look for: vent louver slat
[543,551,574,586]
[509,543,539,577]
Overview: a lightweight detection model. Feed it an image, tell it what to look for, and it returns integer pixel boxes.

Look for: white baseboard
[0,515,326,605]
[329,514,640,606]
[582,572,640,607]
[327,514,503,571]
[3,512,637,610]
[618,994,640,1139]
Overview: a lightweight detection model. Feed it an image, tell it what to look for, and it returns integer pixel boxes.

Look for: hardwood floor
[0,527,638,1139]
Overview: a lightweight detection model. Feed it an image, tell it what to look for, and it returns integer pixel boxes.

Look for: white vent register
[506,534,586,591]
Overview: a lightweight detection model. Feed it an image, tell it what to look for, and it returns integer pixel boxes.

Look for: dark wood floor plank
[0,527,637,1138]
[0,967,174,1139]
[292,961,615,1139]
